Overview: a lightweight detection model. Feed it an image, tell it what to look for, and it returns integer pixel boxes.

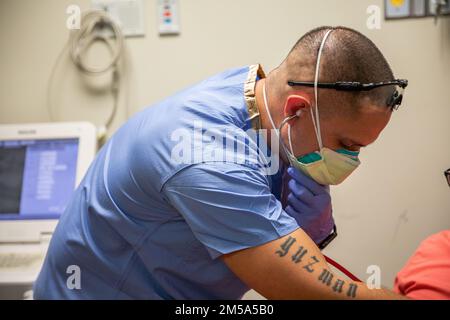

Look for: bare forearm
[275,237,405,300]
[223,230,408,300]
[271,235,405,300]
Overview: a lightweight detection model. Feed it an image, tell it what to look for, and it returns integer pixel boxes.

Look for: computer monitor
[0,122,97,242]
[0,137,80,220]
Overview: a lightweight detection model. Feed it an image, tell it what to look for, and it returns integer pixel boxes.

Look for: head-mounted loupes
[287,79,408,111]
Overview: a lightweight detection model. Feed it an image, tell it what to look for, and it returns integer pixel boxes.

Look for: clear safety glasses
[287,79,408,111]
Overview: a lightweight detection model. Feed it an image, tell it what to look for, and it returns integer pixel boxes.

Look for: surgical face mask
[262,29,361,185]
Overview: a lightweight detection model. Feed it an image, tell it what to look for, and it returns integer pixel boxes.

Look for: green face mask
[297,149,359,164]
[263,88,361,186]
[262,29,361,185]
[286,120,361,185]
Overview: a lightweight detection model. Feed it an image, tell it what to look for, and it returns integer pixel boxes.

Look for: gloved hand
[285,166,334,245]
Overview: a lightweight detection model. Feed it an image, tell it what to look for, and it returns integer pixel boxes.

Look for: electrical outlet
[157,0,180,35]
[91,0,145,37]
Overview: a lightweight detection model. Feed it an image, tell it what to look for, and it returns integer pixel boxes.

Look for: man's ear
[283,95,311,118]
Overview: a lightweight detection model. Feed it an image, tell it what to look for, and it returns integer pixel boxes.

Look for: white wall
[1,0,449,297]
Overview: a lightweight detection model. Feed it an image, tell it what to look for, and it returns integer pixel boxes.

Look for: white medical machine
[0,122,96,298]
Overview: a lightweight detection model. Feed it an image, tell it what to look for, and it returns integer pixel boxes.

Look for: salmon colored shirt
[394,230,450,300]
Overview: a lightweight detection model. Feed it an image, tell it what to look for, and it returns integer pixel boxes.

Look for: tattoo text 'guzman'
[275,236,358,298]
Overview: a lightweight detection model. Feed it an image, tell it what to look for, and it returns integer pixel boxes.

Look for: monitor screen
[0,138,79,220]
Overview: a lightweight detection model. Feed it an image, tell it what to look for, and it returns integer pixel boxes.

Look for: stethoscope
[267,99,363,283]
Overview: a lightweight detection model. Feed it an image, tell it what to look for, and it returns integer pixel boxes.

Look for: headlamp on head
[287,79,409,111]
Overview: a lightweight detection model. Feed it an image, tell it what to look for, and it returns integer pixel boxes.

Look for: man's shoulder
[161,161,271,190]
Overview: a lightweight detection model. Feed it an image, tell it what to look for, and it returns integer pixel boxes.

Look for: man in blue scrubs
[34,26,408,299]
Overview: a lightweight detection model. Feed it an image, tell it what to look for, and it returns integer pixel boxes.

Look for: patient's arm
[222,228,407,300]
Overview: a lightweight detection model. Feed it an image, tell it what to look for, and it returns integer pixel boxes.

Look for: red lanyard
[324,254,362,282]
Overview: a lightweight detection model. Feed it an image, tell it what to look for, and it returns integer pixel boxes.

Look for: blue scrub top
[33,65,299,299]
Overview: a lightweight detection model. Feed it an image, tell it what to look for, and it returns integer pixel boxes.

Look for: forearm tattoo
[275,236,358,298]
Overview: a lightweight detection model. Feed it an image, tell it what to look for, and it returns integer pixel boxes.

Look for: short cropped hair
[284,26,395,116]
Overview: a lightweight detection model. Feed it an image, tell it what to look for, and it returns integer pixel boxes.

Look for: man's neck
[255,78,273,132]
[256,77,284,146]
[255,77,289,164]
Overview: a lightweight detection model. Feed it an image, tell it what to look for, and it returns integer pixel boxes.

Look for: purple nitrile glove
[285,166,334,245]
